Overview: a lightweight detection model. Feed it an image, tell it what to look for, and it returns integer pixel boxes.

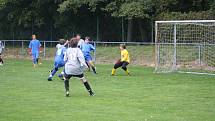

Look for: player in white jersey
[76,34,85,48]
[63,38,95,97]
[0,41,4,65]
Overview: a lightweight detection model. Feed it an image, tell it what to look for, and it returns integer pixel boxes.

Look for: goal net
[155,20,215,75]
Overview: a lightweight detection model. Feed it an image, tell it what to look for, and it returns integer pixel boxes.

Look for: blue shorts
[84,54,92,62]
[32,52,39,59]
[54,61,65,69]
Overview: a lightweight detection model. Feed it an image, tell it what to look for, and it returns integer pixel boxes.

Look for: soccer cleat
[66,91,70,97]
[89,91,95,96]
[47,77,52,81]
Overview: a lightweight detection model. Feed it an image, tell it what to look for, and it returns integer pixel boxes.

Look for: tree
[105,0,152,41]
[0,0,214,41]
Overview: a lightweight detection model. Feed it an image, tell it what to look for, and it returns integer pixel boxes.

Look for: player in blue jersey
[48,39,68,81]
[80,37,97,74]
[28,35,41,67]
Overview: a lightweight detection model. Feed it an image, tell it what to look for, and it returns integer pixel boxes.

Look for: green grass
[0,59,215,121]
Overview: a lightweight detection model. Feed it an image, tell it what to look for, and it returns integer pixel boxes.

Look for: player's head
[69,38,78,48]
[120,44,126,50]
[76,34,81,40]
[85,36,90,43]
[32,34,36,40]
[59,39,66,45]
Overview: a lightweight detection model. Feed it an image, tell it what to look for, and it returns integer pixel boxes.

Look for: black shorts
[65,73,84,80]
[114,61,129,69]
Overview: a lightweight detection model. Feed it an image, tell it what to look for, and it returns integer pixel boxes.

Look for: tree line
[0,0,214,42]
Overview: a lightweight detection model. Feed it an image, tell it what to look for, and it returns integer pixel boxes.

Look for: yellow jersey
[121,49,130,63]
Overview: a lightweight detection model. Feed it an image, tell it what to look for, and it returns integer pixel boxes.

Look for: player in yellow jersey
[111,44,130,76]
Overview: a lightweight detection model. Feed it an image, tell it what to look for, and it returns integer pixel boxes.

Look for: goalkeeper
[111,44,130,76]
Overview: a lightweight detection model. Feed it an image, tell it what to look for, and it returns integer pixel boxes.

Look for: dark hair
[85,36,90,40]
[59,39,65,45]
[69,38,78,48]
[120,44,126,49]
[76,34,81,37]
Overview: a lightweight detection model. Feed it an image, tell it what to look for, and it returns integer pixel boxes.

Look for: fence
[0,40,156,67]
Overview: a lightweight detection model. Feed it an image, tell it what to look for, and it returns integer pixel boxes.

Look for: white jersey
[77,39,85,47]
[64,47,88,75]
[0,41,4,53]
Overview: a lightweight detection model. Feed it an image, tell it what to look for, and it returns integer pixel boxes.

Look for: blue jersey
[55,44,66,63]
[80,43,95,56]
[29,39,41,54]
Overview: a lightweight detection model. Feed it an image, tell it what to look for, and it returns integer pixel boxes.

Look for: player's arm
[64,40,69,46]
[90,44,95,51]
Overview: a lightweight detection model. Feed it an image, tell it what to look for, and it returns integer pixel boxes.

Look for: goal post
[155,20,215,75]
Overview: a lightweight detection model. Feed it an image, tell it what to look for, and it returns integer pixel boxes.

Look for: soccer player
[111,44,130,76]
[0,41,4,66]
[76,34,85,48]
[80,36,97,74]
[63,38,95,97]
[28,35,41,67]
[47,39,68,81]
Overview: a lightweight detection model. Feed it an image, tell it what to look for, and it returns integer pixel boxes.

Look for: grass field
[0,59,215,121]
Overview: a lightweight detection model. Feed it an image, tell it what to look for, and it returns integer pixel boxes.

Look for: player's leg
[78,74,95,96]
[85,55,96,73]
[32,53,37,67]
[38,58,42,65]
[64,74,72,97]
[85,62,91,71]
[0,53,3,65]
[57,62,66,80]
[48,63,59,81]
[58,71,65,80]
[88,60,97,74]
[48,62,65,81]
[121,61,130,75]
[111,60,123,75]
[35,52,40,65]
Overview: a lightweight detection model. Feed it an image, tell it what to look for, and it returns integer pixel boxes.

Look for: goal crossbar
[156,20,215,24]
